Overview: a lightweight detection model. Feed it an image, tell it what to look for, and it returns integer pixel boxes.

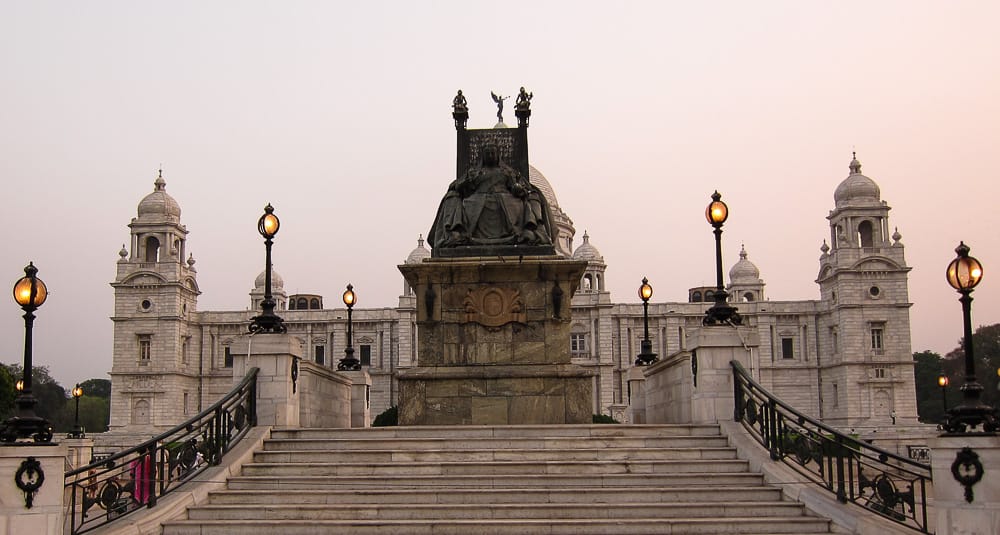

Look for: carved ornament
[463,287,525,328]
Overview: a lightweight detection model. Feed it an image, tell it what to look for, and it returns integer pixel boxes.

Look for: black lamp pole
[703,191,741,326]
[338,284,361,371]
[69,384,85,439]
[942,242,998,433]
[249,204,286,334]
[635,277,658,366]
[1,262,53,443]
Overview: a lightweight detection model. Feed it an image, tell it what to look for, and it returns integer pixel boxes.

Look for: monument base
[398,255,593,425]
[398,364,592,425]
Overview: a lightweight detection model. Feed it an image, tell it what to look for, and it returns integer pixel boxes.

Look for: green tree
[939,323,1000,414]
[913,350,953,423]
[2,363,69,431]
[0,366,15,420]
[79,378,111,398]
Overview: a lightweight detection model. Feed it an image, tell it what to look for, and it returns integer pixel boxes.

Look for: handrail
[63,368,259,535]
[731,360,931,533]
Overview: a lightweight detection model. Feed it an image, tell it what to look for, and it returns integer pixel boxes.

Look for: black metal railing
[64,368,258,535]
[732,361,931,533]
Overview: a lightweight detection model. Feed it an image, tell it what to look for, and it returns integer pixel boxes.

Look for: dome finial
[739,243,747,260]
[417,234,424,248]
[849,152,862,174]
[582,230,590,244]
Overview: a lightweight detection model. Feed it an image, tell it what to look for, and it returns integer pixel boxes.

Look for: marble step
[240,458,750,477]
[163,517,832,535]
[268,424,723,440]
[208,485,783,504]
[263,434,729,450]
[224,473,767,491]
[253,446,738,463]
[186,501,811,521]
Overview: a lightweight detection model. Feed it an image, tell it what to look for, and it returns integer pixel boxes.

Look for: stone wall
[297,360,352,428]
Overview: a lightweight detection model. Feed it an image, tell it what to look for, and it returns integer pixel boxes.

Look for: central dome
[528,165,575,257]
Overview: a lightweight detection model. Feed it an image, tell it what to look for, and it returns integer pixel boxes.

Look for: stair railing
[732,360,931,533]
[63,367,259,535]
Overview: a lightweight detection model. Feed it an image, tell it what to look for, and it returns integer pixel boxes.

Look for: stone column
[340,370,372,428]
[0,444,67,535]
[232,333,302,427]
[930,434,1000,534]
[687,326,757,424]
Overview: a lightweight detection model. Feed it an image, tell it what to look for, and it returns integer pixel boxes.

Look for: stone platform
[397,256,594,425]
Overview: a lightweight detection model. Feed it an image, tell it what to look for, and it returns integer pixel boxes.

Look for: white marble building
[107,155,917,439]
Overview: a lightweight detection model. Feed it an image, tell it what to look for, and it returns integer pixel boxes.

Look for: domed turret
[250,267,286,311]
[834,153,881,208]
[405,235,431,264]
[572,231,607,294]
[255,268,284,290]
[137,171,182,221]
[572,231,604,263]
[729,245,760,283]
[727,245,765,302]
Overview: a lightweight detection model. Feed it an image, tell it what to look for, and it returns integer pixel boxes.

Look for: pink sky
[2,2,999,388]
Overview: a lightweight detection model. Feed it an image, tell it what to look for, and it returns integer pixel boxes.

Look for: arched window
[858,220,874,248]
[582,274,593,291]
[297,297,308,310]
[288,299,296,310]
[691,291,702,302]
[743,292,755,302]
[145,236,160,262]
[132,399,151,425]
[310,298,320,309]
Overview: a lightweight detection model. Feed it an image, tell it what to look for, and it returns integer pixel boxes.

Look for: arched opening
[582,274,593,291]
[595,274,603,291]
[310,298,321,309]
[288,299,296,310]
[132,399,151,425]
[858,220,874,248]
[297,297,308,310]
[743,292,755,302]
[144,236,160,262]
[691,291,702,303]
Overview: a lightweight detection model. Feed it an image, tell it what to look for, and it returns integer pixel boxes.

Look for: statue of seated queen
[429,142,553,252]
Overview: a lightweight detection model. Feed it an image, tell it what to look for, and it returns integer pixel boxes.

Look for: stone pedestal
[644,326,757,424]
[63,437,94,471]
[930,434,1000,534]
[688,327,757,424]
[232,334,302,427]
[626,367,647,424]
[341,369,372,428]
[0,444,67,535]
[398,256,594,425]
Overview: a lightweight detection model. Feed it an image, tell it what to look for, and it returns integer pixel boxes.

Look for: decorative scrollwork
[952,447,984,503]
[15,457,44,508]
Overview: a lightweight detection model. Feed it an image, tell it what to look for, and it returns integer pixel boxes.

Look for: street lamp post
[249,204,286,334]
[942,241,998,433]
[337,284,361,371]
[69,384,85,438]
[1,262,53,443]
[635,277,658,366]
[938,374,950,416]
[703,191,741,326]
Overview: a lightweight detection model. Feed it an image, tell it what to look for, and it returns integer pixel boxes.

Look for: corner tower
[108,171,201,437]
[816,154,915,429]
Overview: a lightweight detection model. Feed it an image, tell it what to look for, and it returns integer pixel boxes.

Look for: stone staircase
[162,424,833,534]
